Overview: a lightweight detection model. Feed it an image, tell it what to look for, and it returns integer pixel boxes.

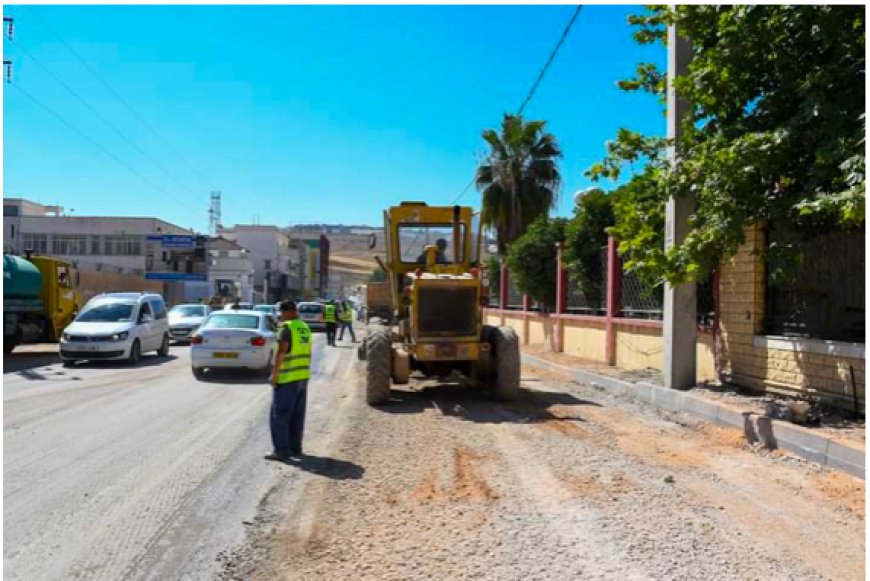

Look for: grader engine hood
[411,275,480,340]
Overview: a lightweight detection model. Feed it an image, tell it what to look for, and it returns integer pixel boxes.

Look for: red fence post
[555,242,567,352]
[605,236,622,366]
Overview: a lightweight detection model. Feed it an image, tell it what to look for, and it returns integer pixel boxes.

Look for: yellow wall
[720,224,865,406]
[614,325,662,370]
[696,332,717,382]
[501,313,524,337]
[528,318,555,346]
[563,322,607,362]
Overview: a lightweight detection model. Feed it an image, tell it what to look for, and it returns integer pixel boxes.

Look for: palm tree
[475,113,563,255]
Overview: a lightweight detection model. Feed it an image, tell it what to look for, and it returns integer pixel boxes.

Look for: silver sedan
[189,310,279,379]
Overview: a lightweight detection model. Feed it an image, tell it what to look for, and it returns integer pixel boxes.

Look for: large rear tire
[366,325,392,406]
[489,326,520,401]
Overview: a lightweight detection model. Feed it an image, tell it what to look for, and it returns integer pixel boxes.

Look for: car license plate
[213,352,239,359]
[85,345,99,352]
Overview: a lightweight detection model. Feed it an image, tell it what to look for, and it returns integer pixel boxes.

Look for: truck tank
[3,255,43,300]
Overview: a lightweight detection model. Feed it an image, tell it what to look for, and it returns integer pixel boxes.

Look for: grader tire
[366,326,392,406]
[490,326,520,401]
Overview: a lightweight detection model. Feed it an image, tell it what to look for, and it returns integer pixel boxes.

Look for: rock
[664,475,675,484]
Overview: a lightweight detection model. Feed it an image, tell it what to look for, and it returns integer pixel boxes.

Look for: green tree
[476,113,563,255]
[588,5,865,284]
[484,254,502,299]
[563,188,616,308]
[368,268,387,283]
[505,216,567,309]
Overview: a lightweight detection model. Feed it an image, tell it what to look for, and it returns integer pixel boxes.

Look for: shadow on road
[69,354,179,370]
[287,454,365,480]
[195,368,269,385]
[376,379,602,425]
[3,353,61,374]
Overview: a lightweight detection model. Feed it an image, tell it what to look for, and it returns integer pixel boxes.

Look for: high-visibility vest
[340,303,353,322]
[277,319,312,384]
[323,304,337,323]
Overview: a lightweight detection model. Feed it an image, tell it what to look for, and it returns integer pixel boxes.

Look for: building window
[104,235,142,256]
[764,225,864,343]
[3,205,19,217]
[10,224,14,239]
[90,236,102,255]
[264,259,272,270]
[52,235,87,256]
[22,233,48,254]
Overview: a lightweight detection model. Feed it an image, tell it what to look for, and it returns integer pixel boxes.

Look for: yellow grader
[360,202,520,405]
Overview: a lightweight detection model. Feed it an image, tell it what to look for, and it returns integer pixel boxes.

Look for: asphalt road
[3,333,355,581]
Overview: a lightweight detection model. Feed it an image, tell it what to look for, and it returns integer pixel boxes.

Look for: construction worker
[323,300,338,346]
[265,301,312,462]
[338,300,356,342]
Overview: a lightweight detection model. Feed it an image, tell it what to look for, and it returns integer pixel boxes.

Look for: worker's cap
[279,300,297,313]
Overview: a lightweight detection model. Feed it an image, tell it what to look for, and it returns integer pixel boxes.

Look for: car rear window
[298,304,323,314]
[202,314,260,330]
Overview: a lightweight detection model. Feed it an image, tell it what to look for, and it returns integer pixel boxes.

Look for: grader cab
[361,202,520,405]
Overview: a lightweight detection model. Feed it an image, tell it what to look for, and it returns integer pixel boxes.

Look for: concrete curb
[522,353,865,480]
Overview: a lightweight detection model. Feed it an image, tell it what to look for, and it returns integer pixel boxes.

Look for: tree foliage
[563,188,615,307]
[588,5,865,284]
[504,216,566,308]
[477,114,563,255]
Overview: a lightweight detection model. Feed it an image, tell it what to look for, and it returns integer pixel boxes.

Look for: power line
[10,36,202,200]
[517,5,582,116]
[450,175,476,205]
[10,82,199,214]
[23,6,219,192]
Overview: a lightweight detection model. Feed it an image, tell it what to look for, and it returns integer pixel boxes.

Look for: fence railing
[489,237,717,327]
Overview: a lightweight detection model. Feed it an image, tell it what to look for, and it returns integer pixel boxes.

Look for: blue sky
[3,5,665,233]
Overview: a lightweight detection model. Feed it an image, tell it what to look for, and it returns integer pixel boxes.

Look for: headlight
[112,332,129,341]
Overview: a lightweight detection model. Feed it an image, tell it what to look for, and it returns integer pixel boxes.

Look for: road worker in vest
[337,299,357,343]
[323,300,338,346]
[265,300,312,463]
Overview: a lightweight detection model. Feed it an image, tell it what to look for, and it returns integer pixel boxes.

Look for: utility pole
[663,21,696,390]
[3,16,14,83]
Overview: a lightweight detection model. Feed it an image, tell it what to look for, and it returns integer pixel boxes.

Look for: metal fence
[506,276,524,310]
[764,227,865,342]
[566,246,607,315]
[620,269,664,319]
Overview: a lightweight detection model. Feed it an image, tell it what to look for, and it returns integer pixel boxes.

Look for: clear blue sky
[3,5,665,233]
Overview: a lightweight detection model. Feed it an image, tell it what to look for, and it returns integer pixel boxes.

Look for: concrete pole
[663,21,697,390]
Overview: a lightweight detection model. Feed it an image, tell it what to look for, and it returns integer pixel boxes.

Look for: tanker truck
[3,252,81,354]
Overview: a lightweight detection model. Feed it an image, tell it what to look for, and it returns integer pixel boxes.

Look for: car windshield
[298,304,322,314]
[202,314,260,330]
[170,305,206,317]
[77,302,135,323]
[398,224,466,264]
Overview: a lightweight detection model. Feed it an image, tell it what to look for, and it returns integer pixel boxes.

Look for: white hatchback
[189,310,278,379]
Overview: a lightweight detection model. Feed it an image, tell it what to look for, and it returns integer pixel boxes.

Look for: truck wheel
[192,366,205,379]
[128,339,142,365]
[392,348,410,385]
[157,334,170,357]
[366,325,392,405]
[489,326,520,401]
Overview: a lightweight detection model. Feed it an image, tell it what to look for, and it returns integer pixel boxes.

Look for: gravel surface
[222,362,865,580]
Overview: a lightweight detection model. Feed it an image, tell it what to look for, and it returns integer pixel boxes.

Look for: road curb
[521,353,865,480]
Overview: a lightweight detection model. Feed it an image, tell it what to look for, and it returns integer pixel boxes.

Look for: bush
[504,216,567,309]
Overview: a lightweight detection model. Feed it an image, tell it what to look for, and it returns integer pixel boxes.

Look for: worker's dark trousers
[325,323,337,346]
[338,320,356,342]
[270,379,308,457]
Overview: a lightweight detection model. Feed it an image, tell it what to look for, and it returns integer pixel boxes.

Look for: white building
[218,224,306,302]
[3,198,197,303]
[208,236,255,303]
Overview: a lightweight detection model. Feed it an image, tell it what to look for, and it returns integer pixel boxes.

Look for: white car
[297,301,326,331]
[190,310,278,379]
[223,302,254,311]
[167,304,211,343]
[60,293,170,366]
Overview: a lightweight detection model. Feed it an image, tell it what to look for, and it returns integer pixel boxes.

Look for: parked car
[190,310,278,378]
[223,302,255,311]
[60,292,170,366]
[297,301,325,331]
[253,304,278,321]
[167,304,211,343]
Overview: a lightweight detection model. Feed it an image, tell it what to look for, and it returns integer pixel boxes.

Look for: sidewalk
[521,346,865,480]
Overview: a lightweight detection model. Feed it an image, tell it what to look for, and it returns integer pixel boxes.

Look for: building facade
[218,224,306,303]
[208,236,255,303]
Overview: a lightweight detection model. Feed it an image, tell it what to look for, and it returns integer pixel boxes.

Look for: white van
[60,292,171,366]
